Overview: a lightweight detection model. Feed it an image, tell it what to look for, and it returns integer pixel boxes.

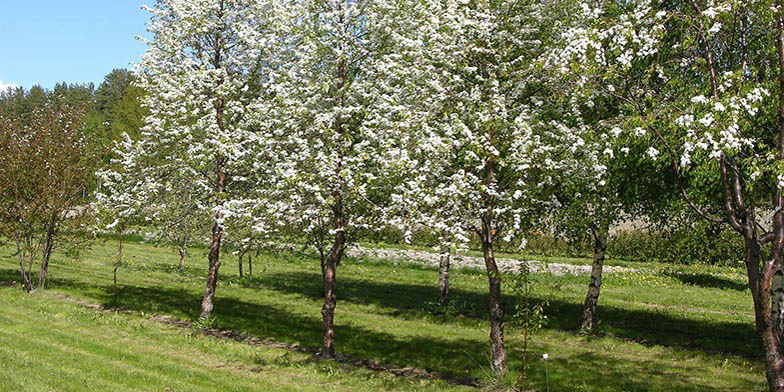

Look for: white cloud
[0,80,19,92]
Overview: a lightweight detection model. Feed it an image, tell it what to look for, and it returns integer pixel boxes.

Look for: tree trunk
[38,252,50,290]
[38,226,55,290]
[764,10,784,391]
[322,194,347,359]
[18,260,31,293]
[748,236,784,391]
[438,242,451,306]
[178,237,187,272]
[773,261,784,345]
[238,251,244,278]
[178,248,186,272]
[481,214,506,376]
[200,219,223,319]
[200,1,227,321]
[113,234,123,305]
[17,241,33,293]
[248,252,253,277]
[581,224,609,333]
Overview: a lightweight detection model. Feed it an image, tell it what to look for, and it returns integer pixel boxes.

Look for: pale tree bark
[38,225,55,290]
[763,9,784,390]
[581,224,609,333]
[113,234,123,305]
[17,237,34,293]
[177,237,187,272]
[438,241,451,306]
[772,262,784,343]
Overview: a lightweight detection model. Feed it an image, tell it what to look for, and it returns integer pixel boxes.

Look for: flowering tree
[253,0,426,358]
[392,0,607,375]
[550,139,680,332]
[96,133,153,303]
[0,99,97,292]
[144,168,212,272]
[133,0,270,319]
[550,0,784,389]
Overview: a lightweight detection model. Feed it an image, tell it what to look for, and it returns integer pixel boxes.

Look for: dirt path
[347,245,638,276]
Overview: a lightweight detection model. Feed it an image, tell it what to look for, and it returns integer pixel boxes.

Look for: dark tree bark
[581,224,609,333]
[321,193,346,359]
[438,242,451,306]
[476,114,506,376]
[238,250,245,278]
[200,201,224,319]
[199,7,227,320]
[480,214,506,376]
[248,252,253,277]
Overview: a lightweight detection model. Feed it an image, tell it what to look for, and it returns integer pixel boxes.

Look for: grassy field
[0,239,767,391]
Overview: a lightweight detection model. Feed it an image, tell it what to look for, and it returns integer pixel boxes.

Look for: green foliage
[0,69,147,169]
[367,222,743,266]
[193,315,219,330]
[608,223,744,266]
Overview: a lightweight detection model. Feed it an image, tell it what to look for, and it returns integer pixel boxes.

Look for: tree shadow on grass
[251,270,761,360]
[0,266,763,390]
[663,272,748,291]
[524,349,761,392]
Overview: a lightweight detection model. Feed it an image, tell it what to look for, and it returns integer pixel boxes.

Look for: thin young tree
[551,0,784,389]
[145,168,212,272]
[133,0,271,319]
[393,0,607,375]
[254,0,428,358]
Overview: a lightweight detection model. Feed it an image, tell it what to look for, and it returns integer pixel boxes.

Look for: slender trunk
[321,195,346,359]
[248,252,253,277]
[178,237,187,272]
[200,0,226,320]
[479,109,505,375]
[114,234,123,305]
[481,215,506,376]
[200,218,224,319]
[25,238,35,292]
[581,224,609,333]
[238,250,244,278]
[438,242,451,306]
[520,272,531,388]
[38,225,55,289]
[17,241,32,293]
[37,251,50,290]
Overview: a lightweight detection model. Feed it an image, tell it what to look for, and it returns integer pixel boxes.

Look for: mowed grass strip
[0,239,770,390]
[0,288,469,391]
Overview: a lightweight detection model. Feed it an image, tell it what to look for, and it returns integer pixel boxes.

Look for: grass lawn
[0,239,767,391]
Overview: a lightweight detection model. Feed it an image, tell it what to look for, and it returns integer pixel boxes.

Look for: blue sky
[0,1,150,90]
